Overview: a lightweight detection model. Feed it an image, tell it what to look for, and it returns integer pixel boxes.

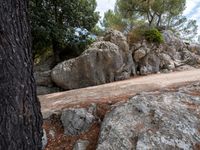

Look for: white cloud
[183,0,200,34]
[183,0,200,15]
[96,0,116,19]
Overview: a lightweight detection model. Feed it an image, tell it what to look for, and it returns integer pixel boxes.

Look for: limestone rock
[159,53,175,70]
[97,85,200,150]
[139,53,160,75]
[73,140,89,150]
[104,29,129,53]
[134,49,146,62]
[61,108,95,135]
[52,41,135,90]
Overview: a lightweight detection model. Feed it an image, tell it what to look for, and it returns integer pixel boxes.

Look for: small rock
[61,108,95,135]
[49,129,56,139]
[73,140,89,150]
[134,49,146,62]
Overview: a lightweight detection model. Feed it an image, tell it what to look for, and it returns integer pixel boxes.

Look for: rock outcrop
[97,83,200,149]
[35,29,200,93]
[52,38,135,90]
[34,57,61,95]
[132,30,200,75]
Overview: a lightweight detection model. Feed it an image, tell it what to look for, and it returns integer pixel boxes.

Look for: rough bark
[0,0,43,149]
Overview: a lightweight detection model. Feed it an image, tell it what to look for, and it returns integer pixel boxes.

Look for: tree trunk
[0,0,43,150]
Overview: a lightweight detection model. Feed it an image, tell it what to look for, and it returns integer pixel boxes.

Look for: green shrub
[144,28,164,44]
[128,26,164,44]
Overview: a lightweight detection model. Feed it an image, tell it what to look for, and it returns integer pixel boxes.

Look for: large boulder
[104,29,129,53]
[52,41,135,90]
[97,84,200,149]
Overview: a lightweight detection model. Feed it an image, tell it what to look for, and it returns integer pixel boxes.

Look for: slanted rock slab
[97,85,200,150]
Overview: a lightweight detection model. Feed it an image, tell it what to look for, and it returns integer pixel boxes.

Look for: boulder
[61,108,95,135]
[134,49,146,62]
[52,41,135,90]
[104,29,136,77]
[104,29,129,53]
[159,53,175,70]
[97,85,200,149]
[140,53,160,75]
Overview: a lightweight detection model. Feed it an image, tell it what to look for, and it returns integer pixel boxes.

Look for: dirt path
[39,69,200,118]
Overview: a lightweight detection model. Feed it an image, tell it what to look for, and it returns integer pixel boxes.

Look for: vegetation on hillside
[103,0,198,41]
[29,0,199,64]
[29,0,99,62]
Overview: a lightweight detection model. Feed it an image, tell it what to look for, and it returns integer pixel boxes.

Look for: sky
[96,0,200,33]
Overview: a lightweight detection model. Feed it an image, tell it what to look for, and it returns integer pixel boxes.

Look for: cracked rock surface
[97,83,200,150]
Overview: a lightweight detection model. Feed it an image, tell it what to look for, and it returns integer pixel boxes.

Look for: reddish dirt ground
[43,103,111,150]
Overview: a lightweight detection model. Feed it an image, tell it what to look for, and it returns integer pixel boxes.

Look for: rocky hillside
[40,70,200,150]
[35,29,200,95]
[42,82,200,150]
[36,30,200,149]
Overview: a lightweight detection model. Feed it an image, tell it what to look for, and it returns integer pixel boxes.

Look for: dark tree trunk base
[0,0,43,149]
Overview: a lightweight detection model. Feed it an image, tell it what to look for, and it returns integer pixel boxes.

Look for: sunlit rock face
[51,29,136,90]
[97,83,200,150]
[36,29,200,92]
[131,30,200,75]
